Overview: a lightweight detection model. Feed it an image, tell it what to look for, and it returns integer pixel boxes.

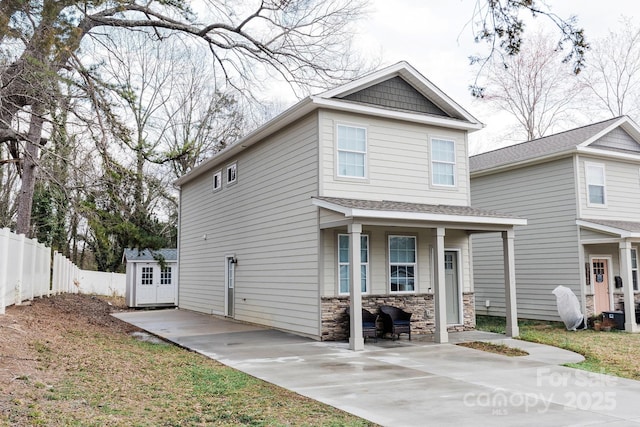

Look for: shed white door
[136,263,176,305]
[156,265,175,304]
[136,264,157,304]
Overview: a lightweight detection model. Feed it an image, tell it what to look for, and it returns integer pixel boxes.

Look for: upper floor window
[337,124,367,178]
[227,163,237,185]
[585,162,605,206]
[213,170,222,191]
[338,234,369,294]
[389,235,416,293]
[431,138,456,186]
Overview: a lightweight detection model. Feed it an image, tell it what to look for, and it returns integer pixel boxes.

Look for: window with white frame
[338,234,369,294]
[586,162,606,206]
[632,248,638,291]
[337,124,367,178]
[141,266,153,285]
[431,138,456,186]
[213,170,222,191]
[389,235,416,292]
[160,266,172,285]
[227,163,237,184]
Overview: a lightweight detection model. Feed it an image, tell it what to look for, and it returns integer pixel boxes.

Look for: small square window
[213,170,222,191]
[227,163,237,184]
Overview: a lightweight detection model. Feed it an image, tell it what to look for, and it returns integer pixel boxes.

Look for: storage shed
[123,248,178,307]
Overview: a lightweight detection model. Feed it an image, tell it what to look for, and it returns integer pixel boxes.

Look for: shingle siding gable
[339,76,449,116]
[591,127,640,153]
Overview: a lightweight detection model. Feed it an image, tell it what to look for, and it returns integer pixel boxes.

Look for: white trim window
[337,124,367,178]
[213,170,222,191]
[431,138,456,186]
[160,266,172,285]
[227,163,237,184]
[338,234,369,294]
[632,248,638,291]
[585,162,606,206]
[389,235,416,293]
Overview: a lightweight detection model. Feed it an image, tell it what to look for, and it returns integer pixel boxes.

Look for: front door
[225,257,235,317]
[445,251,461,324]
[592,258,610,313]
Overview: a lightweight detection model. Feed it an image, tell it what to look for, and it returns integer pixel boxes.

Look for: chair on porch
[379,305,412,340]
[346,308,381,342]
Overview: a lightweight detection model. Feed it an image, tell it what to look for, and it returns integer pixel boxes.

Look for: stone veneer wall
[320,292,476,341]
[585,295,595,318]
[613,292,640,310]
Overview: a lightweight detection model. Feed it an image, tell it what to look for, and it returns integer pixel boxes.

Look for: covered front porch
[313,197,527,350]
[578,219,640,333]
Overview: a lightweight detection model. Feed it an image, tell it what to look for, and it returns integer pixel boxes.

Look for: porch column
[348,223,364,350]
[502,229,519,337]
[619,240,639,332]
[433,227,448,343]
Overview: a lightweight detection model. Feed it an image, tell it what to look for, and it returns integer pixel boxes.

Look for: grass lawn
[1,295,376,427]
[476,315,640,381]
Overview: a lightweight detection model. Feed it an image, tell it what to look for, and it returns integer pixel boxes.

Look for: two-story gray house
[174,62,525,349]
[470,116,640,332]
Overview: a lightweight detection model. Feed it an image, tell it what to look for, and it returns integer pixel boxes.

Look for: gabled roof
[123,248,177,262]
[175,61,482,187]
[312,196,526,226]
[577,219,640,238]
[470,116,640,175]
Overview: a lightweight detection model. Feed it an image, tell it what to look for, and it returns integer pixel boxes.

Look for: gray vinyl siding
[591,128,640,153]
[340,77,449,116]
[471,157,581,320]
[319,110,469,206]
[578,154,640,220]
[178,113,320,337]
[580,228,617,240]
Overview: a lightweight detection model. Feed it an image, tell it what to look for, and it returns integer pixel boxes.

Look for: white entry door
[136,263,176,305]
[136,263,157,304]
[156,265,176,304]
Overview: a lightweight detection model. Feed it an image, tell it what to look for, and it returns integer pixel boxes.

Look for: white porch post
[503,229,519,337]
[619,240,639,332]
[348,223,364,350]
[433,227,448,344]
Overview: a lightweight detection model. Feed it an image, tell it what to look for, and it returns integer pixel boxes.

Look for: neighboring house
[174,61,525,350]
[470,116,640,332]
[123,248,178,308]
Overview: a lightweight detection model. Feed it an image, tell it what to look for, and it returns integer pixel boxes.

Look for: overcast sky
[351,1,640,153]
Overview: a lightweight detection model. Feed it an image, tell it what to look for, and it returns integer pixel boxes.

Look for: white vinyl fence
[0,228,125,314]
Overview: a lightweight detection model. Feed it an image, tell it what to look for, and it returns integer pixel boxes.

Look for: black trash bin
[602,311,625,330]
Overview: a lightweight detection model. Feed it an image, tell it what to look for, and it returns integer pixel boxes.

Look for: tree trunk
[15,109,44,236]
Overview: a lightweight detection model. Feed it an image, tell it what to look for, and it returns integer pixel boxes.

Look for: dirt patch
[458,341,529,357]
[0,294,139,423]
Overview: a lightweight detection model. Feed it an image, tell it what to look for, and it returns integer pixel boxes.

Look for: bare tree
[476,32,587,141]
[580,17,640,120]
[469,0,588,96]
[0,0,368,236]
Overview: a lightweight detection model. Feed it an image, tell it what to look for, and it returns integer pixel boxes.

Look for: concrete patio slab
[114,309,640,427]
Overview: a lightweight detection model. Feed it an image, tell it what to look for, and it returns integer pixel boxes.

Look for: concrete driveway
[114,309,640,427]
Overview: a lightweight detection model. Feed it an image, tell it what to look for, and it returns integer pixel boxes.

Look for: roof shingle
[470,117,622,173]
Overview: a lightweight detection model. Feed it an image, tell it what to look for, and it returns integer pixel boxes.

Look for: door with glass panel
[445,251,461,324]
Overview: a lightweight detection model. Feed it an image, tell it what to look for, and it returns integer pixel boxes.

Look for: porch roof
[578,218,640,238]
[312,197,526,227]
